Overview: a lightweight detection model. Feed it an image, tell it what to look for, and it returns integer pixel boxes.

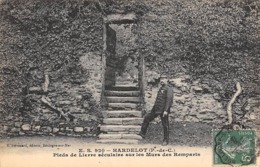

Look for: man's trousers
[140,111,169,142]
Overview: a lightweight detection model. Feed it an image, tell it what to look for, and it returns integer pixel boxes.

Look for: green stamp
[213,129,256,165]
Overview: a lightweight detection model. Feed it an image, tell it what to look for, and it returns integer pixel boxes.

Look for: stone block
[40,115,49,121]
[66,127,73,132]
[213,93,221,100]
[175,100,185,104]
[191,98,199,105]
[28,87,42,92]
[34,126,41,131]
[103,118,143,125]
[185,116,200,122]
[108,103,137,110]
[173,89,182,94]
[174,95,186,100]
[99,134,142,140]
[102,110,142,118]
[69,97,75,101]
[100,125,141,132]
[169,78,187,87]
[11,128,18,132]
[173,117,183,122]
[74,127,84,132]
[84,127,91,132]
[42,126,52,133]
[5,116,14,121]
[21,124,31,131]
[83,102,90,109]
[58,132,66,135]
[248,97,260,105]
[75,95,83,101]
[19,131,25,135]
[201,84,212,92]
[123,118,143,125]
[106,90,141,97]
[198,109,212,114]
[189,107,198,114]
[96,139,139,144]
[146,71,160,83]
[252,106,260,113]
[14,122,22,128]
[180,86,190,93]
[106,97,141,103]
[192,86,203,93]
[59,101,72,105]
[245,105,251,111]
[42,109,52,113]
[197,112,217,120]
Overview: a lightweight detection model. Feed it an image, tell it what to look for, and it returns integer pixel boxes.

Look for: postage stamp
[213,129,256,166]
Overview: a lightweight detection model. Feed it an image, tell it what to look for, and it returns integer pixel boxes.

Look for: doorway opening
[103,14,140,89]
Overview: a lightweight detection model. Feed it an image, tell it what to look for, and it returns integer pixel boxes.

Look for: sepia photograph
[0,0,259,166]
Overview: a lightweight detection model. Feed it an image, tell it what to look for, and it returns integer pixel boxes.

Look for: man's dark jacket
[152,84,173,114]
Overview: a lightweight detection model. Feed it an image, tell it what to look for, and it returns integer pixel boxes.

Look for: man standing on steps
[139,74,173,146]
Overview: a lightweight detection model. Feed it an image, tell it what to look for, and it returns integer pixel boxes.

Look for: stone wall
[0,0,105,138]
[80,52,103,103]
[144,71,259,125]
[1,0,259,138]
[135,0,259,96]
[0,52,103,137]
[135,0,259,126]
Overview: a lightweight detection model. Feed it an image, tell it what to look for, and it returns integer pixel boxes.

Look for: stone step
[100,125,141,133]
[96,139,139,144]
[116,83,138,87]
[116,82,136,85]
[108,103,138,110]
[103,118,143,125]
[105,86,139,91]
[104,91,140,97]
[106,131,138,134]
[98,134,142,140]
[101,110,142,118]
[106,97,141,103]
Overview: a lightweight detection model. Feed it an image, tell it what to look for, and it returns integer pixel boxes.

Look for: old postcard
[0,0,259,167]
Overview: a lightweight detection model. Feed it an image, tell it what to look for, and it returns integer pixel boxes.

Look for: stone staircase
[97,85,143,144]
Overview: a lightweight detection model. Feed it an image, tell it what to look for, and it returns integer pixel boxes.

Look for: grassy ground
[140,122,214,146]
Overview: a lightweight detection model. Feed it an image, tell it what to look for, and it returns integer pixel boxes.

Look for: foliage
[134,0,260,96]
[0,0,103,114]
[0,0,259,115]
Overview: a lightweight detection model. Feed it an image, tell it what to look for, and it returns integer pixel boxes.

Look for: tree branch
[41,95,69,121]
[40,71,73,121]
[226,82,242,125]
